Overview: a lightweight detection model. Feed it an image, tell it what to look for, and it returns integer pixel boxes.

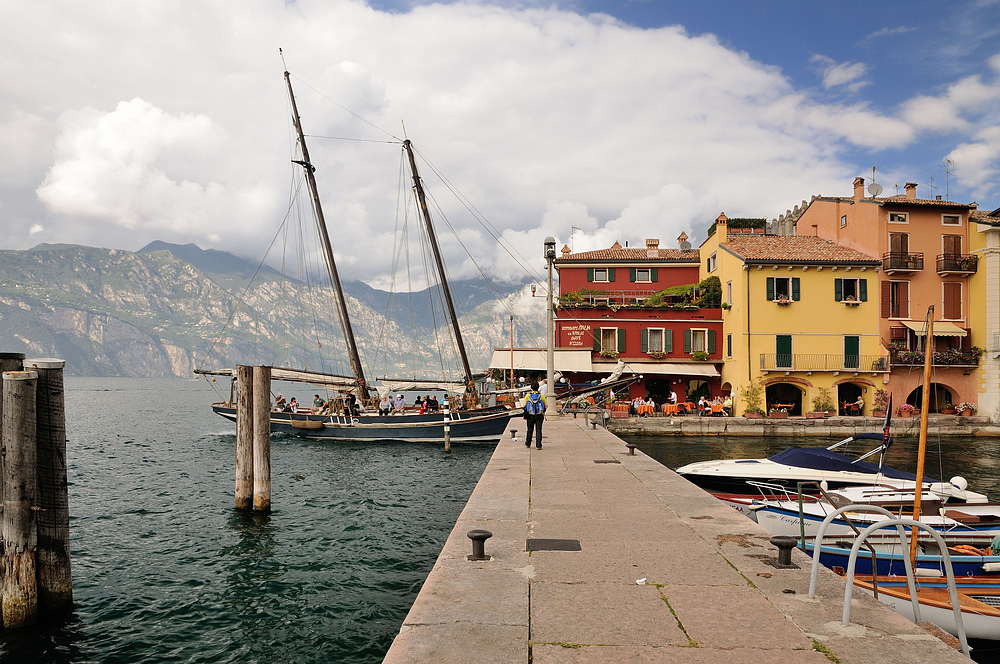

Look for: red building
[551,237,723,403]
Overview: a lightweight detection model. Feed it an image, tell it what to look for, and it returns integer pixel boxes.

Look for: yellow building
[971,207,1000,422]
[701,214,885,416]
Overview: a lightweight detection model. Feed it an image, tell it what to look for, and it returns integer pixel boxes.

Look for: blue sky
[1,0,998,284]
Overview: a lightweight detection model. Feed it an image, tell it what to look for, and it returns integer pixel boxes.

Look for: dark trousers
[526,416,543,448]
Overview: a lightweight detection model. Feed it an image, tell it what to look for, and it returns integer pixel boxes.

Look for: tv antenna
[944,158,954,200]
[867,166,882,198]
[925,176,936,200]
[570,226,582,252]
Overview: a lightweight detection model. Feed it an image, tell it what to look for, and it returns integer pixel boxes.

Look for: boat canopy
[376,380,468,398]
[767,447,921,481]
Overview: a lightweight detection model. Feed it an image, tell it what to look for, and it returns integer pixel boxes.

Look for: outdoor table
[637,404,655,416]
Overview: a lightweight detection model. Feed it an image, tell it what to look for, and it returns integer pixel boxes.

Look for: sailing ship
[197,70,515,442]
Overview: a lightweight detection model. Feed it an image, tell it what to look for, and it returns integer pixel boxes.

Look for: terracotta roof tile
[556,247,699,263]
[874,195,974,208]
[721,235,880,264]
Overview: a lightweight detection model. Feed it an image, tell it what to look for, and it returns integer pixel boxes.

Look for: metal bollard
[626,442,637,456]
[770,536,798,568]
[467,529,493,561]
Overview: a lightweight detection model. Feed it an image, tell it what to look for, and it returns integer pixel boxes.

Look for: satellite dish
[679,240,691,250]
[868,183,883,197]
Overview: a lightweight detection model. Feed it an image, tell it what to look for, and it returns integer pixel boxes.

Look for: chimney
[646,238,659,257]
[905,182,918,200]
[677,231,689,248]
[853,177,865,201]
[561,244,571,256]
[715,213,728,240]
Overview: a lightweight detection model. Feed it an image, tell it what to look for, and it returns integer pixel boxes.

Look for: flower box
[940,407,958,415]
[768,411,789,419]
[872,410,886,418]
[805,412,827,419]
[744,412,764,419]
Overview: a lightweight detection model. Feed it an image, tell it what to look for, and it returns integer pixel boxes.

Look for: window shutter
[834,278,843,302]
[593,329,600,351]
[640,328,648,353]
[881,281,891,318]
[664,329,672,353]
[617,328,626,353]
[792,277,800,301]
[943,283,961,320]
[766,277,775,301]
[899,281,908,318]
[608,268,616,282]
[684,329,692,354]
[630,268,636,282]
[708,330,716,354]
[651,268,658,282]
[587,268,594,282]
[944,235,961,257]
[726,333,732,357]
[859,279,867,302]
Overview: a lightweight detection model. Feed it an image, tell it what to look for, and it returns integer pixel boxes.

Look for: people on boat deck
[346,393,360,416]
[274,393,287,411]
[522,381,547,449]
[428,395,439,412]
[323,396,336,415]
[378,395,392,416]
[312,394,325,414]
[288,397,299,413]
[393,394,406,413]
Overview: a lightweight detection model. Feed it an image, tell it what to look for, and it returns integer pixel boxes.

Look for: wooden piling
[25,359,72,614]
[234,365,254,510]
[2,370,38,628]
[0,353,26,510]
[252,366,271,513]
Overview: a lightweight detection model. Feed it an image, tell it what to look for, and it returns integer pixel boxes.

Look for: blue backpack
[525,391,546,416]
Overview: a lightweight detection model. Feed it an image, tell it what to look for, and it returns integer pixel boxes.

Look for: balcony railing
[760,354,888,372]
[936,253,978,275]
[882,252,923,273]
[889,348,981,367]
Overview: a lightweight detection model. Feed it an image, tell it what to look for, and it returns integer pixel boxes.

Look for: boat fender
[982,562,1000,573]
[914,568,943,578]
[951,476,969,491]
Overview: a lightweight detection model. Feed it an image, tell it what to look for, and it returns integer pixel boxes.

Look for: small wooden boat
[852,575,1000,641]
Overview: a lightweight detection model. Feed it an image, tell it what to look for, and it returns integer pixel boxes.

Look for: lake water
[1,378,493,664]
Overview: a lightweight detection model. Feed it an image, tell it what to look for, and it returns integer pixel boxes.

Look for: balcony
[889,348,981,368]
[882,252,923,274]
[759,354,889,372]
[936,253,978,276]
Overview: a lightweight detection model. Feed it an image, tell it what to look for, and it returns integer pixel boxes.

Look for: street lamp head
[544,236,556,259]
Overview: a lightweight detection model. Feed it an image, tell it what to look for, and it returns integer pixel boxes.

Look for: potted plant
[768,408,789,419]
[599,349,619,359]
[872,389,890,418]
[898,403,916,418]
[940,402,958,415]
[774,296,791,306]
[648,350,667,359]
[808,388,835,418]
[741,379,765,418]
[958,403,978,416]
[842,296,860,306]
[692,351,710,361]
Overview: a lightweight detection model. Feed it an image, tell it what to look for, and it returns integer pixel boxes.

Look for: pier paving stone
[383,417,971,663]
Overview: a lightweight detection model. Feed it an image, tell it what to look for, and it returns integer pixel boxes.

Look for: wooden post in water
[1,370,38,628]
[0,354,26,547]
[443,401,451,453]
[234,365,254,510]
[252,366,271,513]
[25,358,72,614]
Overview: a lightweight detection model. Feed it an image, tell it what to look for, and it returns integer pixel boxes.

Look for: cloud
[810,54,870,93]
[862,25,917,42]
[947,126,1000,194]
[2,0,999,284]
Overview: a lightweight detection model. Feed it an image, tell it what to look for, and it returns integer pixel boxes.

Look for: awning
[624,362,720,378]
[902,321,967,337]
[489,348,593,373]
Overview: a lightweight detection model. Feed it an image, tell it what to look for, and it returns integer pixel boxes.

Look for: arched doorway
[837,383,863,415]
[765,383,803,415]
[906,384,955,412]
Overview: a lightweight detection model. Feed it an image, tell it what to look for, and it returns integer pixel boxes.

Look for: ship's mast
[403,139,477,403]
[284,70,371,403]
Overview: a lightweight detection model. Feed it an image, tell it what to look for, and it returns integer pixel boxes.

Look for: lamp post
[544,236,557,418]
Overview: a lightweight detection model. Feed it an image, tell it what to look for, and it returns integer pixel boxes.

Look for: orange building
[792,178,982,410]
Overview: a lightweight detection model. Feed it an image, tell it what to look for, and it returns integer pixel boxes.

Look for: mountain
[0,242,542,378]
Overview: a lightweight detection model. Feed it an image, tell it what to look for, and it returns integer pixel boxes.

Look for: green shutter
[630,268,636,282]
[834,278,843,302]
[766,277,775,301]
[708,330,716,354]
[587,268,594,282]
[617,328,626,353]
[651,268,658,282]
[608,268,616,282]
[664,329,672,353]
[792,277,800,301]
[593,329,600,351]
[860,278,868,302]
[640,328,648,353]
[726,333,732,358]
[684,329,692,354]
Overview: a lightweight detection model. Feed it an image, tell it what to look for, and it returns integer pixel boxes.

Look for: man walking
[523,380,547,449]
